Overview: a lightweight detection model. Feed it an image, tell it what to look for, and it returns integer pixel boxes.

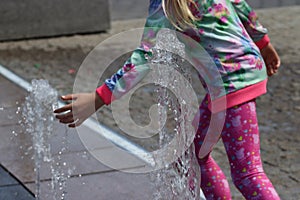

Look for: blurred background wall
[0,0,110,41]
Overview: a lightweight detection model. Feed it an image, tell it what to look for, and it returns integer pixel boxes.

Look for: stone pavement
[0,164,34,200]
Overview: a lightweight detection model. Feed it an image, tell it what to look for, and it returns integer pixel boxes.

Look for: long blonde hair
[162,0,199,30]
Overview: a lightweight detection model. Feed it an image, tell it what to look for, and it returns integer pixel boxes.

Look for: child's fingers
[270,59,280,75]
[61,94,77,101]
[267,65,274,76]
[59,116,76,124]
[68,119,83,128]
[54,104,72,113]
[55,111,73,120]
[273,60,280,69]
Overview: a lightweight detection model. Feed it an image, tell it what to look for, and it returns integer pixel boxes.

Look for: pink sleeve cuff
[96,84,114,105]
[255,34,270,50]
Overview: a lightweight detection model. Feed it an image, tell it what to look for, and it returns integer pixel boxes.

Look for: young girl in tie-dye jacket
[55,0,281,199]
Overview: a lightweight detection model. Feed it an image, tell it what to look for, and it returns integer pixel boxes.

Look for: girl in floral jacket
[55,0,280,199]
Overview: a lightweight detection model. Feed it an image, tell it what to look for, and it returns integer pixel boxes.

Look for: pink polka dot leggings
[194,97,280,200]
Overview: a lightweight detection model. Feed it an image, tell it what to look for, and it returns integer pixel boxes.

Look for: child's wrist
[94,92,104,110]
[255,34,270,50]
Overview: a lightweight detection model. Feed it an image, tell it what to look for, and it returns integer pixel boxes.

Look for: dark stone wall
[0,0,110,41]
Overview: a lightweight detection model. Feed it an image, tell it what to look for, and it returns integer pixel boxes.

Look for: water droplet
[11,131,18,136]
[16,107,21,114]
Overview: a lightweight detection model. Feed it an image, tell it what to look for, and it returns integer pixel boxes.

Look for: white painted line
[0,64,154,165]
[0,64,32,91]
[82,117,155,165]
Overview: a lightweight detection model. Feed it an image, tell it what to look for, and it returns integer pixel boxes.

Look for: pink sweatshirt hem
[208,79,268,113]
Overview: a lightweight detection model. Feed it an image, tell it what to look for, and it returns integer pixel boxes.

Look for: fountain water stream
[149,29,202,200]
[22,79,72,200]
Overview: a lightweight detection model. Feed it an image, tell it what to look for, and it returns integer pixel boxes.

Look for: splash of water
[22,80,58,199]
[50,128,74,200]
[22,79,73,200]
[149,29,201,200]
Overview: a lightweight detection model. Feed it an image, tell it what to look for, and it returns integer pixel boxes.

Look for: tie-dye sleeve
[230,0,270,49]
[96,1,172,105]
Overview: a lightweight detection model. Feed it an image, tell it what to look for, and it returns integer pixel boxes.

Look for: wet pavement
[0,164,34,200]
[0,74,154,199]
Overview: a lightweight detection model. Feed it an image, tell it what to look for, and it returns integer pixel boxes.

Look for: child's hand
[260,43,281,76]
[54,92,104,128]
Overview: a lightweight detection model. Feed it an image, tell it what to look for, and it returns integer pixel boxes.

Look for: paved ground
[0,1,299,200]
[0,164,34,200]
[0,74,154,200]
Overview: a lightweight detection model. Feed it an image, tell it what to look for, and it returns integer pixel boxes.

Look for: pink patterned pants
[194,97,280,200]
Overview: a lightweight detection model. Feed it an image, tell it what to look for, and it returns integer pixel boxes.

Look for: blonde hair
[162,0,199,30]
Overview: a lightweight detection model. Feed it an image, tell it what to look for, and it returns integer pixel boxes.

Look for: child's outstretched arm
[230,0,280,76]
[54,92,104,127]
[55,1,172,127]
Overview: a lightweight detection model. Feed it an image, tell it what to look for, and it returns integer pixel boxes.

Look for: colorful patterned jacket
[96,0,270,112]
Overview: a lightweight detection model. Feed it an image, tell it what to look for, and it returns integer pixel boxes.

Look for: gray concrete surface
[0,0,110,41]
[109,0,148,20]
[0,165,35,200]
[0,75,153,200]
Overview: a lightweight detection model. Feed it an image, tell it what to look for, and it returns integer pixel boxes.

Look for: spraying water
[22,79,72,200]
[149,29,202,200]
